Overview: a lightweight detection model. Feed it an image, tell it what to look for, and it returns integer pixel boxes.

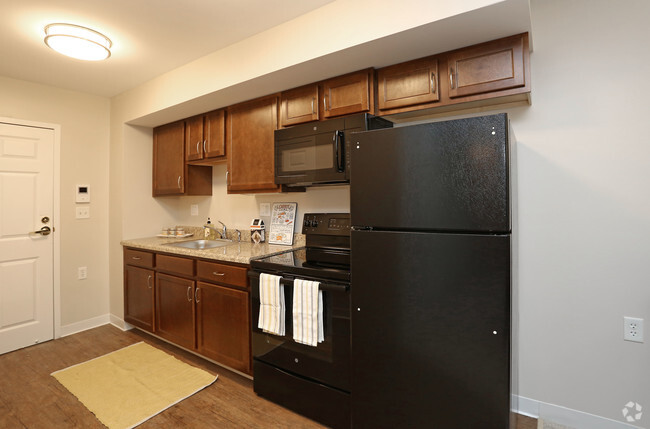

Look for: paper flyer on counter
[269,202,297,245]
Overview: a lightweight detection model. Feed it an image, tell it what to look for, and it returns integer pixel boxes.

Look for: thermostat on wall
[76,184,90,203]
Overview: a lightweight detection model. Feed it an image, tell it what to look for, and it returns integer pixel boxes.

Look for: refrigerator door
[351,114,510,233]
[351,230,511,428]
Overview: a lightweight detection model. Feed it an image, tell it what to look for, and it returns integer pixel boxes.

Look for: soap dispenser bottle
[204,218,213,239]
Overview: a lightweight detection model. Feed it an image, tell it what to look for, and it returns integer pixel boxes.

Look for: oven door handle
[248,271,349,292]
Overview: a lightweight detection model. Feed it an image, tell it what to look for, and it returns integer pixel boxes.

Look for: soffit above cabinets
[128,0,533,127]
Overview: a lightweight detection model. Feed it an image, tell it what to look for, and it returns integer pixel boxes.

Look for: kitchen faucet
[218,221,227,240]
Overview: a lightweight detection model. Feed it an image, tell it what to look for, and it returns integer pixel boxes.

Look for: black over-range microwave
[274,113,393,187]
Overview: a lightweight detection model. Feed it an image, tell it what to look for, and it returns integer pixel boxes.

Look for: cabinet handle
[449,68,455,89]
[131,256,141,260]
[147,275,152,289]
[195,287,201,303]
[323,96,328,111]
[196,141,201,154]
[226,170,229,185]
[311,98,315,114]
[177,176,182,189]
[186,286,192,302]
[203,140,206,154]
[431,72,436,94]
[212,271,225,276]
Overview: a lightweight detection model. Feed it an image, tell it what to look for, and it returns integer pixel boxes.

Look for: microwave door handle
[334,130,344,172]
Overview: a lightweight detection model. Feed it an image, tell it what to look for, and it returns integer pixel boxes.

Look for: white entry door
[0,122,55,355]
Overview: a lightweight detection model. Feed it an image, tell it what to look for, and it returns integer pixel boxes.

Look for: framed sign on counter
[269,202,297,245]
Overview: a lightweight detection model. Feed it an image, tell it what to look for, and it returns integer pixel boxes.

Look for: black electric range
[249,213,351,429]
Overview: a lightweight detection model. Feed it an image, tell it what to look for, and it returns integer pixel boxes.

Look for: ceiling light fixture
[44,23,112,61]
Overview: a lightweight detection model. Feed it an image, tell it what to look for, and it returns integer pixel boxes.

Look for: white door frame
[0,116,61,340]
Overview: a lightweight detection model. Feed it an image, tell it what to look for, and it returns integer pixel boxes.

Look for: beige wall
[0,75,110,329]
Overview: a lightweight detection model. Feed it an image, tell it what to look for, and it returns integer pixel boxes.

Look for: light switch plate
[260,203,271,217]
[191,204,199,216]
[76,206,90,219]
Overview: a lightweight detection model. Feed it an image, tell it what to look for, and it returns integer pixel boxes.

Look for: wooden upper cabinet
[185,110,226,162]
[377,57,440,112]
[226,95,280,193]
[280,84,319,127]
[185,115,204,161]
[204,109,226,158]
[153,121,185,196]
[447,33,527,99]
[321,69,374,119]
[153,121,212,197]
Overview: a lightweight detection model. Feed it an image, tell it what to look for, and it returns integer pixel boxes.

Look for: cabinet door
[155,273,195,350]
[322,69,373,119]
[447,33,526,98]
[204,109,226,159]
[377,57,439,112]
[124,266,155,332]
[227,96,280,193]
[196,281,251,374]
[153,121,185,195]
[280,84,319,127]
[185,115,204,161]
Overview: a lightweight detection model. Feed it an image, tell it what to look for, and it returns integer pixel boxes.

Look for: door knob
[33,226,51,236]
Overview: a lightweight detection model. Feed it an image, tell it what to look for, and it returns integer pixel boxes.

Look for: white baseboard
[516,396,643,429]
[59,314,111,337]
[108,314,133,331]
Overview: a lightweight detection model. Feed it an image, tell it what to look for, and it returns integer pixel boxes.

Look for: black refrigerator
[350,113,516,428]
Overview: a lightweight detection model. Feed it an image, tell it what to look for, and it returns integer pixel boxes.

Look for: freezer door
[351,114,510,233]
[351,230,511,428]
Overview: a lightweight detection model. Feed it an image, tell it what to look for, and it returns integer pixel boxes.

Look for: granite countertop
[121,229,305,265]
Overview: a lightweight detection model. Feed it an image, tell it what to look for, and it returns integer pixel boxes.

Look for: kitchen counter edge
[120,236,304,265]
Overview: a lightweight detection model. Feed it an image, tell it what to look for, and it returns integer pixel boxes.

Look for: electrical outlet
[624,317,644,343]
[76,206,90,219]
[78,266,87,280]
[260,203,271,217]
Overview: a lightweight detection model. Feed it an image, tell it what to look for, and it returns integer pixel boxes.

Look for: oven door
[274,130,348,186]
[249,270,350,391]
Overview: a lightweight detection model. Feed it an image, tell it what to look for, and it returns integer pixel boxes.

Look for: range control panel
[302,213,350,236]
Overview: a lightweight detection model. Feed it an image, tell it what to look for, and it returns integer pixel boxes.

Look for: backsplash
[174,225,306,246]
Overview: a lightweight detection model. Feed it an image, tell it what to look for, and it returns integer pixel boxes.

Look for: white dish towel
[258,273,285,336]
[292,278,324,347]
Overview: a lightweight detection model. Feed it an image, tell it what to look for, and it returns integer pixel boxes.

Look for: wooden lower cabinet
[155,273,196,350]
[196,281,251,373]
[124,265,155,332]
[124,247,252,375]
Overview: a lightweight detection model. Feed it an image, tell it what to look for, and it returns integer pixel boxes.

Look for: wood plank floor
[0,325,538,428]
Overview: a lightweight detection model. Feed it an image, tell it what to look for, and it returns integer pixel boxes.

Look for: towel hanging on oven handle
[248,271,349,293]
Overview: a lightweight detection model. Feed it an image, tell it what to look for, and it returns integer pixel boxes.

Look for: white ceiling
[0,0,334,97]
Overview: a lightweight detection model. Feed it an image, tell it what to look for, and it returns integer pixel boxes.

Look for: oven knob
[312,220,319,227]
[294,358,299,363]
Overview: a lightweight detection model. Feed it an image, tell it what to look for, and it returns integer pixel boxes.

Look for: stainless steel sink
[165,239,232,250]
